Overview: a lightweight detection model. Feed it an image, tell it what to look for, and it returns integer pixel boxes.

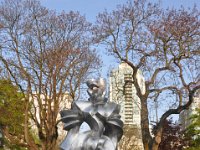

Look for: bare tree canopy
[93,0,200,149]
[0,0,101,149]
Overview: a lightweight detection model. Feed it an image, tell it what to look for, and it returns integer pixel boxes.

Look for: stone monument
[60,78,123,150]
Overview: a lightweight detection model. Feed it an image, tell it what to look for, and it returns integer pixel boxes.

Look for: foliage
[0,79,26,149]
[185,108,200,149]
[0,79,24,133]
[0,138,27,150]
[152,118,188,150]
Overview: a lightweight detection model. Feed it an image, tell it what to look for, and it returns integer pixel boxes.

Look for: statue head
[86,78,107,104]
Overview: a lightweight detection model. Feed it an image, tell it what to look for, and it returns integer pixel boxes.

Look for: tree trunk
[151,128,162,150]
[24,98,38,150]
[40,125,58,150]
[140,97,152,150]
[42,137,58,150]
[140,96,163,150]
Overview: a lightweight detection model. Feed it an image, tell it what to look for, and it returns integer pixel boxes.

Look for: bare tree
[93,0,200,149]
[0,0,100,149]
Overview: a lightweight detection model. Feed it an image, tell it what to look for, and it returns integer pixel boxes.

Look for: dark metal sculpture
[60,78,123,150]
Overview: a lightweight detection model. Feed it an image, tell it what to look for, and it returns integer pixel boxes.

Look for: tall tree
[0,0,100,149]
[93,0,200,149]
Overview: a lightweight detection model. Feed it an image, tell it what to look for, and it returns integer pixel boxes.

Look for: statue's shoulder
[72,100,93,112]
[98,102,120,117]
[106,102,121,113]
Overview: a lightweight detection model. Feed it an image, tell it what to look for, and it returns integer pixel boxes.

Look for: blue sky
[41,0,200,23]
[41,0,125,22]
[40,0,200,80]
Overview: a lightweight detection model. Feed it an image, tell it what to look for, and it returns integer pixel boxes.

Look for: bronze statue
[60,78,123,150]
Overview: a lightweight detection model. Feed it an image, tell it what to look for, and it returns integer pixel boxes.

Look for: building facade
[109,62,145,149]
[109,62,145,125]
